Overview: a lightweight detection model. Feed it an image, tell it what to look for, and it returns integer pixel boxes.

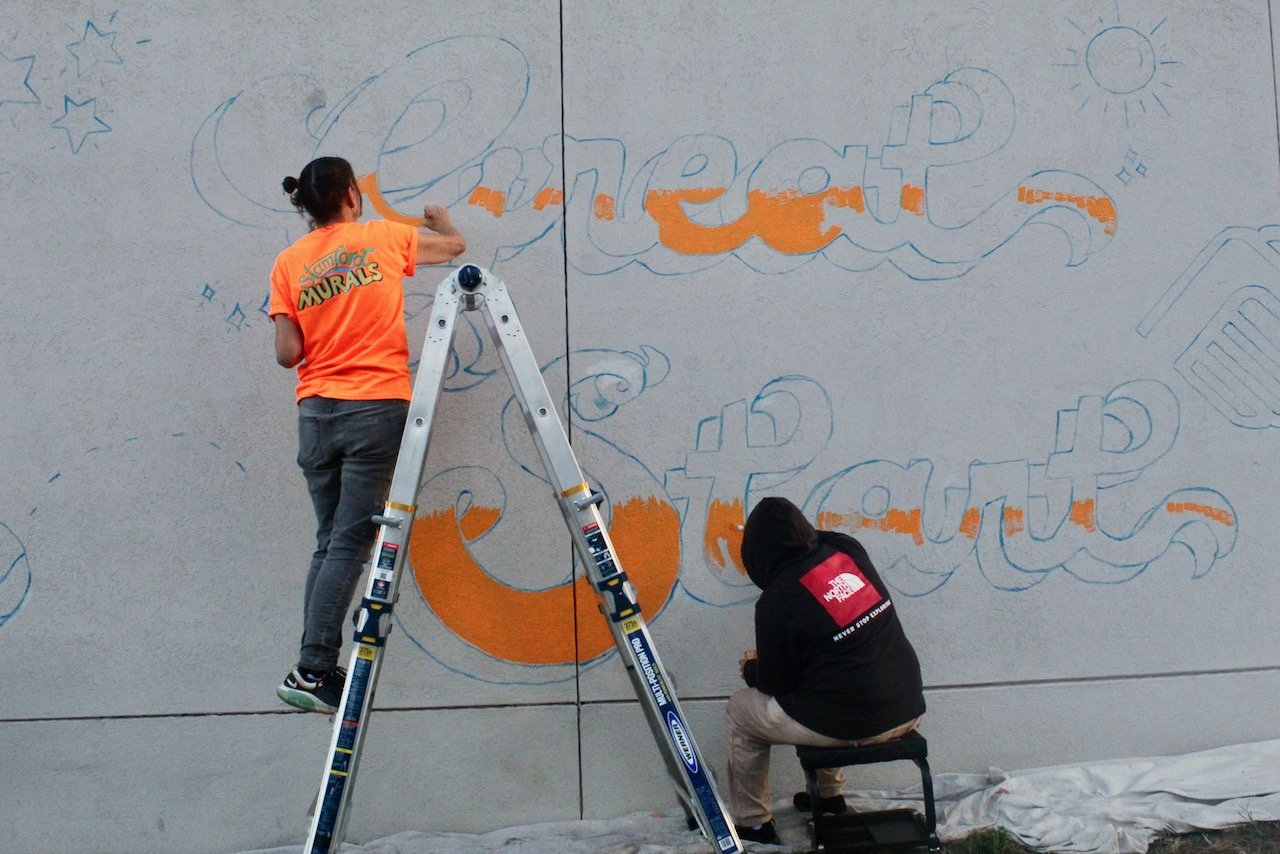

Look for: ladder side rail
[570,495,741,852]
[471,270,742,854]
[386,275,466,503]
[474,274,589,496]
[305,272,466,853]
[609,617,707,824]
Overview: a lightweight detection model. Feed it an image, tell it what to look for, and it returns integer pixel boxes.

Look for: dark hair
[281,156,358,227]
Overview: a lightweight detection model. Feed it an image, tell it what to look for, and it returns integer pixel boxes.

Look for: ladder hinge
[352,598,394,646]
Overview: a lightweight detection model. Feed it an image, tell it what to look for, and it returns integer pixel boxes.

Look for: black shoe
[734,820,782,845]
[277,665,346,714]
[793,791,848,814]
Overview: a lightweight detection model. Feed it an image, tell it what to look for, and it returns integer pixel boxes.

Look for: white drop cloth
[243,740,1280,853]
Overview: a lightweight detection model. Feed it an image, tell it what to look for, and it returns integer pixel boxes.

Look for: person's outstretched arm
[416,205,466,265]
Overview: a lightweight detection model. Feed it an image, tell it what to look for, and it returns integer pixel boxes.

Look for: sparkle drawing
[194,282,270,333]
[1060,3,1180,127]
[1115,147,1148,185]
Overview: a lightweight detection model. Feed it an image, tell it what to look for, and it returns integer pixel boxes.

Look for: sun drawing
[1060,3,1180,127]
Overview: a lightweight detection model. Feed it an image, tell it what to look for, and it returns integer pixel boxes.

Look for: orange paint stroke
[594,193,617,220]
[356,173,424,226]
[901,184,926,216]
[458,506,501,542]
[1069,499,1097,532]
[856,508,925,546]
[959,507,981,540]
[410,496,680,665]
[1167,501,1235,527]
[645,186,859,255]
[705,498,746,574]
[468,185,506,218]
[817,511,846,530]
[533,187,564,210]
[1003,506,1025,538]
[825,185,866,213]
[1018,186,1117,236]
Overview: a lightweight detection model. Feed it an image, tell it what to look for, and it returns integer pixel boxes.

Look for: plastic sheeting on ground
[847,738,1280,853]
[244,740,1280,853]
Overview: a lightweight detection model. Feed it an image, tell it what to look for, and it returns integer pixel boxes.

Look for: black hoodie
[740,497,925,740]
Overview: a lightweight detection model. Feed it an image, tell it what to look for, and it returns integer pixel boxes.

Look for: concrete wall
[2,1,1278,851]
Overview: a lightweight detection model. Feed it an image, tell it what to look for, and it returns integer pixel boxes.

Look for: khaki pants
[725,687,922,825]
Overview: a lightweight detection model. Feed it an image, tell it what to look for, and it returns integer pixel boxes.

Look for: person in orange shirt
[269,156,465,713]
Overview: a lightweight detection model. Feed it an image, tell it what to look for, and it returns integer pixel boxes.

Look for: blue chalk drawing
[65,20,123,78]
[805,380,1236,597]
[0,523,31,629]
[0,51,39,107]
[190,39,1118,284]
[190,35,531,234]
[1060,3,1180,127]
[51,95,110,153]
[193,283,270,333]
[1138,226,1280,429]
[665,376,833,606]
[1,17,148,150]
[567,346,670,423]
[1115,147,1148,186]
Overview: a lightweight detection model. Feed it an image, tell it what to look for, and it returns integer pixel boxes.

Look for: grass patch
[1148,820,1280,852]
[944,827,1037,853]
[942,821,1280,853]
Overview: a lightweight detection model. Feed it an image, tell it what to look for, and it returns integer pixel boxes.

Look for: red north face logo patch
[799,552,884,628]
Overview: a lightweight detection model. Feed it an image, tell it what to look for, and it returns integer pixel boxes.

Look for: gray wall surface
[2,1,1279,851]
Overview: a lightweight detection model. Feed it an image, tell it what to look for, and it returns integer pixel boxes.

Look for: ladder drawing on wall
[304,265,743,854]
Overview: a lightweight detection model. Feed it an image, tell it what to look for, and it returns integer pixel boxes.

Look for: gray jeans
[296,397,408,672]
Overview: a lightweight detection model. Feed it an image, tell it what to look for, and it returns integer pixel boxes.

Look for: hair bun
[282,176,300,194]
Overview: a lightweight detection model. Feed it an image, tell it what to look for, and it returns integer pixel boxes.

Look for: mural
[7,4,1280,848]
[171,19,1251,682]
[190,37,1119,296]
[2,15,1239,669]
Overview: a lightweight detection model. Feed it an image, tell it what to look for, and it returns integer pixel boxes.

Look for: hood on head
[740,496,819,589]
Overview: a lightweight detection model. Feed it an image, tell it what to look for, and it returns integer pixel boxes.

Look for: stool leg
[804,765,823,848]
[914,756,940,850]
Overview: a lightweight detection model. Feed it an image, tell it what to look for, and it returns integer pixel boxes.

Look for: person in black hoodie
[726,496,925,845]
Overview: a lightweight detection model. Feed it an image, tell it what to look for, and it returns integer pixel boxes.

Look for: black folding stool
[795,731,942,852]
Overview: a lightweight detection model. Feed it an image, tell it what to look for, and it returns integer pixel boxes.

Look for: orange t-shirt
[269,220,418,402]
